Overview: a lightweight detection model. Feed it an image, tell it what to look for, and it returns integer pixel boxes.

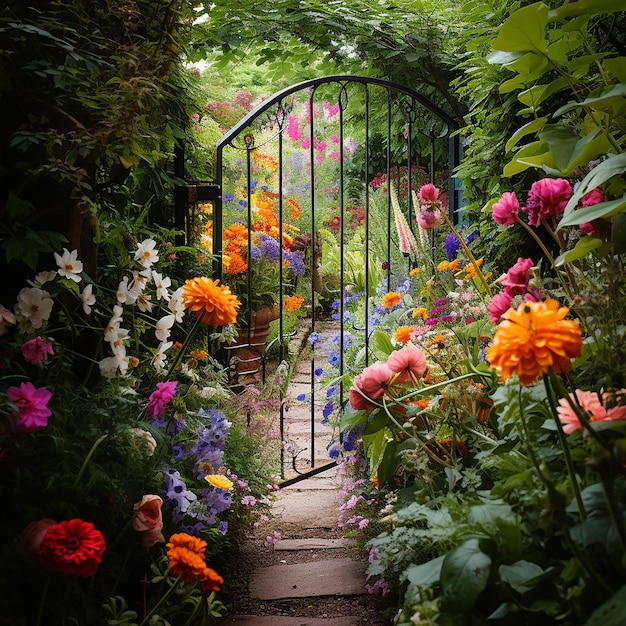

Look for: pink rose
[492,192,519,226]
[487,290,513,323]
[418,184,439,204]
[499,257,534,297]
[21,518,57,560]
[132,494,163,532]
[523,178,572,226]
[387,342,427,384]
[21,337,55,365]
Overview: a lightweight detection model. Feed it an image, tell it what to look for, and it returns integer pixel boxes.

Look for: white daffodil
[152,270,171,300]
[136,292,153,313]
[168,286,186,322]
[54,248,83,282]
[116,276,131,304]
[152,340,173,373]
[134,238,159,268]
[81,283,96,315]
[155,314,175,342]
[16,287,53,329]
[104,305,124,340]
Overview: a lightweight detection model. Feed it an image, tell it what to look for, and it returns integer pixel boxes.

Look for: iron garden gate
[175,76,460,485]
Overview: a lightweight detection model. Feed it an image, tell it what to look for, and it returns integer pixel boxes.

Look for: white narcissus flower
[109,327,130,357]
[29,270,57,288]
[116,276,131,304]
[168,287,185,322]
[152,271,171,300]
[81,283,96,315]
[54,248,83,282]
[104,305,124,341]
[136,293,153,313]
[134,239,159,268]
[16,287,53,329]
[155,314,175,342]
[152,341,173,373]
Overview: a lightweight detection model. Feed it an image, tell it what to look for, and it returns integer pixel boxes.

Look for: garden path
[218,322,388,625]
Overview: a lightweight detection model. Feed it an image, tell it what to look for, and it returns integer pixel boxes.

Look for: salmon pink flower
[387,342,427,384]
[133,495,165,547]
[0,304,16,336]
[7,382,53,432]
[557,389,626,434]
[349,361,393,412]
[16,287,53,330]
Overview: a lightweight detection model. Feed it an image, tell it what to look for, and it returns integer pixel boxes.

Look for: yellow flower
[409,267,421,277]
[182,277,240,327]
[437,260,449,272]
[485,298,582,386]
[382,292,402,309]
[413,307,428,320]
[205,474,234,491]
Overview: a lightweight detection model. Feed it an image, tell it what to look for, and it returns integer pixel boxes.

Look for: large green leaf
[441,538,492,613]
[554,83,626,117]
[561,153,626,218]
[552,0,626,19]
[604,58,626,83]
[503,141,548,177]
[370,329,394,360]
[584,586,626,626]
[555,236,603,266]
[539,124,612,173]
[499,560,547,594]
[403,555,445,587]
[558,194,626,227]
[517,77,569,109]
[491,3,550,54]
[377,439,398,488]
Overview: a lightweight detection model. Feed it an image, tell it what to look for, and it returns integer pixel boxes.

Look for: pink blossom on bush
[492,192,519,226]
[21,336,54,365]
[146,381,178,418]
[286,114,301,141]
[579,187,605,236]
[7,382,52,432]
[487,290,513,323]
[386,341,427,383]
[499,257,534,297]
[523,178,572,226]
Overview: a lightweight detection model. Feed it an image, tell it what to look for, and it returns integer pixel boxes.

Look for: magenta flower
[7,382,53,432]
[387,342,427,384]
[499,257,534,297]
[21,337,55,365]
[487,290,513,323]
[418,184,439,204]
[523,178,572,226]
[492,192,519,226]
[147,381,178,418]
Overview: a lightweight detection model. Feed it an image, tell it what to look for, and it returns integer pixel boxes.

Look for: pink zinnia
[387,342,427,384]
[557,389,626,434]
[499,257,534,297]
[7,382,52,432]
[523,178,572,226]
[492,192,519,226]
[487,290,513,323]
[21,336,55,365]
[147,381,178,418]
[418,184,439,204]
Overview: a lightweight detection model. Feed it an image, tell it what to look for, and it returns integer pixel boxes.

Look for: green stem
[74,434,108,488]
[138,576,183,626]
[36,573,51,626]
[544,374,586,521]
[441,212,491,296]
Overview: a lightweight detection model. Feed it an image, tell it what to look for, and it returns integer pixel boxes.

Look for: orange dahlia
[181,277,240,327]
[394,325,413,344]
[167,533,208,583]
[382,292,402,309]
[284,294,304,311]
[486,298,582,386]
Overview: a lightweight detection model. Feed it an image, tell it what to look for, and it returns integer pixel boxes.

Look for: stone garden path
[218,322,387,625]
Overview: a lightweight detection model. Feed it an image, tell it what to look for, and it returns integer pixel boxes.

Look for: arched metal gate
[175,76,460,485]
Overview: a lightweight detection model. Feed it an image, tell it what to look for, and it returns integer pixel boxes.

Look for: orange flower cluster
[382,292,402,309]
[284,294,304,311]
[166,533,223,592]
[486,298,582,385]
[182,277,240,326]
[394,325,413,344]
[250,151,279,172]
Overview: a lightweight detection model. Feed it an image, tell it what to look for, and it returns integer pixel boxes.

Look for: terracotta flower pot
[225,304,280,384]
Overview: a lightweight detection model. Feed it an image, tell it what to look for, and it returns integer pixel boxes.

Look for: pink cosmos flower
[487,290,513,323]
[523,178,572,226]
[387,342,427,384]
[7,382,53,432]
[557,389,626,434]
[418,184,439,204]
[492,192,519,226]
[21,336,54,365]
[499,257,534,297]
[146,381,177,417]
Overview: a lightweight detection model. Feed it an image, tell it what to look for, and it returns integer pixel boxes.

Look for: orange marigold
[166,533,207,582]
[394,325,413,344]
[201,566,224,593]
[182,277,240,327]
[288,198,301,220]
[409,267,421,277]
[486,298,582,386]
[284,294,304,311]
[223,245,248,276]
[413,307,428,320]
[382,292,402,309]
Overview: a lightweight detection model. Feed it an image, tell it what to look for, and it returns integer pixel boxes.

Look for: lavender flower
[259,234,281,263]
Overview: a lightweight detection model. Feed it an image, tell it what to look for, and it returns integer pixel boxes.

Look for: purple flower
[308,332,319,346]
[218,521,229,534]
[441,314,455,323]
[250,245,261,259]
[284,250,306,276]
[326,385,339,398]
[425,317,439,326]
[259,234,281,263]
[223,194,235,202]
[444,233,461,261]
[322,402,334,421]
[315,367,323,376]
[241,495,257,506]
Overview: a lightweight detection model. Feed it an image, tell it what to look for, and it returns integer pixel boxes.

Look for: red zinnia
[39,518,106,577]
